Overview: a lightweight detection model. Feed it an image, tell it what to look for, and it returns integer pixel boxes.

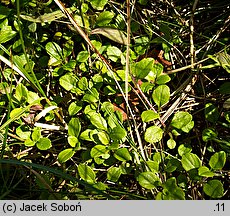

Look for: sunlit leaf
[107,167,122,182]
[36,137,52,150]
[58,148,75,163]
[181,153,201,171]
[209,151,226,170]
[144,126,163,143]
[78,163,96,184]
[137,171,160,189]
[114,148,132,161]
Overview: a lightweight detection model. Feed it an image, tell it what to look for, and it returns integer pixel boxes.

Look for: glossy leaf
[14,83,28,103]
[45,42,63,61]
[152,85,170,107]
[203,180,224,198]
[156,74,171,84]
[89,112,107,131]
[77,51,89,63]
[106,46,122,62]
[78,164,96,184]
[198,166,214,177]
[131,58,154,79]
[58,148,75,163]
[68,101,83,116]
[167,138,176,149]
[146,161,159,172]
[96,11,114,26]
[178,144,192,156]
[137,172,159,189]
[0,25,17,44]
[89,0,108,10]
[24,138,36,147]
[32,127,41,142]
[36,137,52,150]
[209,151,226,170]
[181,153,201,171]
[59,73,77,91]
[141,110,159,122]
[170,111,194,133]
[109,126,127,141]
[68,117,81,137]
[68,136,79,147]
[114,148,132,161]
[144,126,163,143]
[107,167,122,182]
[90,145,108,158]
[82,88,99,103]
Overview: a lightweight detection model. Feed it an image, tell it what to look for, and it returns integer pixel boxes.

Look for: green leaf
[89,112,107,131]
[14,83,28,103]
[59,74,77,91]
[162,177,185,200]
[92,131,110,145]
[58,148,75,163]
[78,77,88,90]
[156,74,171,84]
[0,6,10,20]
[109,126,127,141]
[68,117,81,137]
[144,126,163,143]
[63,39,74,58]
[0,25,17,44]
[209,151,226,170]
[165,158,180,173]
[203,180,224,198]
[198,166,214,177]
[16,126,31,140]
[106,46,122,62]
[32,127,41,142]
[91,27,127,45]
[167,138,176,149]
[83,88,99,103]
[96,11,114,26]
[219,82,230,94]
[137,171,159,189]
[178,144,192,156]
[24,138,36,147]
[45,41,63,61]
[107,167,122,182]
[36,137,52,150]
[152,85,170,107]
[68,136,79,148]
[68,101,83,116]
[202,128,218,142]
[131,58,154,79]
[78,164,96,184]
[205,103,219,123]
[90,145,109,158]
[77,51,89,63]
[141,110,159,122]
[146,161,159,172]
[181,153,201,171]
[114,148,132,161]
[89,0,108,10]
[170,111,194,133]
